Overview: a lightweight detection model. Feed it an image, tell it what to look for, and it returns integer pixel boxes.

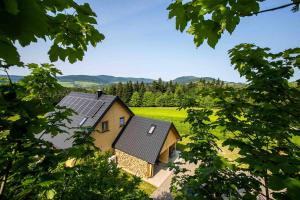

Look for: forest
[103,78,227,107]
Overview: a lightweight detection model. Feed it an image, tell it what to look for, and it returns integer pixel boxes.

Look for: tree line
[103,78,227,107]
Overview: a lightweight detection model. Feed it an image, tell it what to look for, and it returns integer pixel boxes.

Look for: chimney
[96,90,103,99]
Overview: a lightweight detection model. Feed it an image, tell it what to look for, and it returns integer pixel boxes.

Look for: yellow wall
[159,127,179,163]
[159,148,169,163]
[160,127,178,154]
[91,101,132,152]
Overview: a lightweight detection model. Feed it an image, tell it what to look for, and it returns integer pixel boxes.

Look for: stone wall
[115,149,149,178]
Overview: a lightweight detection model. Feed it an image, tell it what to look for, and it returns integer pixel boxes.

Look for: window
[101,121,109,132]
[148,124,156,134]
[120,117,125,127]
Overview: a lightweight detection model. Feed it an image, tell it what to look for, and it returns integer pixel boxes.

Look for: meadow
[59,81,101,88]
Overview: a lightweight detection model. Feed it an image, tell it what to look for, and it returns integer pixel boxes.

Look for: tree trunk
[264,176,270,200]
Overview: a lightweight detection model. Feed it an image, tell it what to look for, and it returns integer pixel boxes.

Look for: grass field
[58,81,100,88]
[121,170,156,195]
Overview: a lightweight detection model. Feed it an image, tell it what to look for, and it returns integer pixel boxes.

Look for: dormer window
[148,124,156,134]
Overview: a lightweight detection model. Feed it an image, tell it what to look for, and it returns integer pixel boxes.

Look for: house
[41,91,181,178]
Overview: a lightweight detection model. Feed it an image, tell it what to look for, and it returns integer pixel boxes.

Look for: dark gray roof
[113,116,177,164]
[41,92,118,149]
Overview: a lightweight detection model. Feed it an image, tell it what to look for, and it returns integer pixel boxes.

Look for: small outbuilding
[113,116,181,178]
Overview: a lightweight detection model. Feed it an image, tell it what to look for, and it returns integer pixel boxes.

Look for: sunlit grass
[120,169,156,195]
[138,181,157,195]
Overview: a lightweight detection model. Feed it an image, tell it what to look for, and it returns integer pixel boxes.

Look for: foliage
[0,1,148,199]
[104,78,228,107]
[168,0,300,48]
[0,64,149,199]
[142,91,156,107]
[0,64,71,199]
[171,44,300,199]
[0,0,104,65]
[129,91,142,107]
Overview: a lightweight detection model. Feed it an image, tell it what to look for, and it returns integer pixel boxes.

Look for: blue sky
[8,0,300,82]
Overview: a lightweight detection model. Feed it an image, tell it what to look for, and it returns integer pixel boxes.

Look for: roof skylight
[148,124,156,134]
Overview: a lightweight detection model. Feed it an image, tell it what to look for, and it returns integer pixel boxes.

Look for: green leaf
[268,175,286,190]
[286,178,300,199]
[3,0,19,15]
[0,39,21,65]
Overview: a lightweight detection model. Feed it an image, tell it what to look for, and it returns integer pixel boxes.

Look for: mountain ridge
[0,74,218,85]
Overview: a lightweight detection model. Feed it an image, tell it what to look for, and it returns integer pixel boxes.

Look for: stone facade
[115,149,150,178]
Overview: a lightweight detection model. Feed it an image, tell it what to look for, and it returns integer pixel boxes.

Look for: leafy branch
[245,1,300,16]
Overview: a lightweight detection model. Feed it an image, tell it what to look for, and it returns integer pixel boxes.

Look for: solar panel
[86,101,104,117]
[58,96,69,106]
[63,96,74,106]
[57,95,104,117]
[69,97,80,109]
[76,99,89,114]
[73,98,84,112]
[75,99,86,112]
[81,100,96,116]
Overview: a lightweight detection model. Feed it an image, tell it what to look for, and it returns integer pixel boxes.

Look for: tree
[174,85,184,106]
[116,82,124,100]
[168,0,300,48]
[0,0,104,66]
[129,91,142,107]
[0,1,148,199]
[171,44,300,199]
[155,92,174,107]
[122,81,133,103]
[142,91,156,107]
[223,44,300,199]
[139,81,146,97]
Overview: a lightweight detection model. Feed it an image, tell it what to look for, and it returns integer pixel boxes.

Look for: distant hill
[57,75,154,84]
[173,76,216,83]
[0,75,23,82]
[0,74,220,87]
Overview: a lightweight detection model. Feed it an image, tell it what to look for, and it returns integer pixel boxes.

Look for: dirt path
[150,174,173,200]
[150,156,199,200]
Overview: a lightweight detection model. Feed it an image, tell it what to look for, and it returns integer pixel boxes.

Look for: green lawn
[121,169,156,195]
[138,181,156,195]
[58,81,75,88]
[58,81,100,88]
[74,81,100,87]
